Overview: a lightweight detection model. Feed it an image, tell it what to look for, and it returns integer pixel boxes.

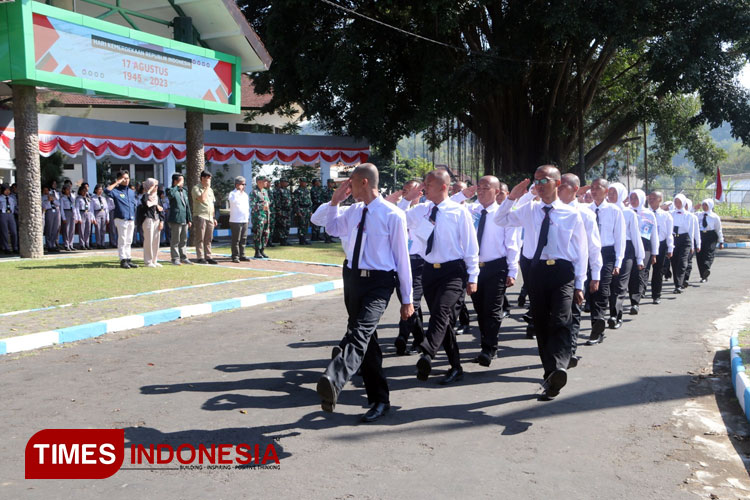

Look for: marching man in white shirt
[647,191,674,304]
[495,165,588,400]
[317,164,413,423]
[403,169,479,385]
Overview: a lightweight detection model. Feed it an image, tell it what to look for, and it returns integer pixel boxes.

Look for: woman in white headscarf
[140,178,164,267]
[683,198,702,285]
[605,182,644,327]
[696,198,723,282]
[670,194,698,292]
[627,189,659,313]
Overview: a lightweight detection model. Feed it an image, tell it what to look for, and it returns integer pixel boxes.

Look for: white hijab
[702,198,715,213]
[629,189,647,213]
[609,182,628,209]
[673,193,687,213]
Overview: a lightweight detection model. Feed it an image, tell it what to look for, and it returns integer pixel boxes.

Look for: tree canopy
[241,0,750,178]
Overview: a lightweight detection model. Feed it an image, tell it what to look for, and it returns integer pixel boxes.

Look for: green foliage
[40,152,63,187]
[241,0,750,177]
[209,164,235,206]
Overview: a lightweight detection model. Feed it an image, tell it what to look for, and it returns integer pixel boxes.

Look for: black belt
[425,258,462,269]
[479,256,507,268]
[352,268,394,278]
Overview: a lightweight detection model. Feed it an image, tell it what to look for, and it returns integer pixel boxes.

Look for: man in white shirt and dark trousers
[559,174,601,367]
[466,175,519,366]
[647,191,674,304]
[671,194,699,292]
[404,169,479,385]
[495,165,588,400]
[317,164,413,423]
[586,178,625,344]
[228,176,250,263]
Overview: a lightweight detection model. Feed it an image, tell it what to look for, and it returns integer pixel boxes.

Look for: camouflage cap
[256,175,267,181]
[299,178,308,183]
[279,177,289,183]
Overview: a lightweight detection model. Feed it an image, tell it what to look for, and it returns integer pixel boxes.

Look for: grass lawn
[740,329,750,366]
[214,241,346,265]
[1,256,279,314]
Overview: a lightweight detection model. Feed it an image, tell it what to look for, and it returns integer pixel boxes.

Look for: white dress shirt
[699,211,724,243]
[632,207,660,255]
[397,198,425,256]
[404,197,480,282]
[589,199,626,268]
[326,196,413,303]
[570,200,603,281]
[690,212,701,250]
[654,208,675,253]
[470,201,520,278]
[495,194,588,290]
[228,189,250,223]
[672,209,696,238]
[311,203,351,251]
[621,208,646,265]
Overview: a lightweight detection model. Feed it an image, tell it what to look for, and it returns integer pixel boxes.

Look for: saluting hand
[404,182,424,202]
[330,179,352,205]
[508,179,531,201]
[384,191,401,204]
[461,185,478,198]
[400,303,414,321]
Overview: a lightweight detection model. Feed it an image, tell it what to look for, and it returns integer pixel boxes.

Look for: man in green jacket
[165,173,193,265]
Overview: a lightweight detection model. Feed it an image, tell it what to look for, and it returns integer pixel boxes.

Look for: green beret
[280,177,289,182]
[299,178,308,183]
[256,175,267,181]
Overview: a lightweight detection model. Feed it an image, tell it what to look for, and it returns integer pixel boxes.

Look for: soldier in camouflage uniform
[292,178,313,245]
[310,179,324,241]
[250,175,271,259]
[275,178,293,245]
[264,178,275,247]
[321,179,336,243]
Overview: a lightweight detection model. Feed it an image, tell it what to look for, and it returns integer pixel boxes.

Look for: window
[235,123,253,132]
[134,165,155,183]
[63,163,74,170]
[129,121,149,126]
[210,122,229,131]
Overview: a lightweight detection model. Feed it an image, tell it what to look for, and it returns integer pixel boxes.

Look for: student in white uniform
[670,194,699,292]
[683,198,702,286]
[627,189,659,314]
[647,191,674,304]
[90,184,109,249]
[0,184,18,254]
[42,185,61,252]
[59,184,77,252]
[696,198,723,282]
[75,184,94,250]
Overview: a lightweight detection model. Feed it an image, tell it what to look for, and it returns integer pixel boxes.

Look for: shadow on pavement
[711,348,750,475]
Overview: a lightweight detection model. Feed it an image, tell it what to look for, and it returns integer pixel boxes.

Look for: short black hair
[172,173,183,184]
[200,171,212,179]
[116,169,129,180]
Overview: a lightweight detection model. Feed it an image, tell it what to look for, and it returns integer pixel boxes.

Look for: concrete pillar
[320,162,332,184]
[12,85,43,258]
[82,150,97,188]
[163,155,176,185]
[129,164,135,180]
[241,162,253,184]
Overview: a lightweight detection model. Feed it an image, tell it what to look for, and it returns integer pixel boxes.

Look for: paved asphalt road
[2,249,750,499]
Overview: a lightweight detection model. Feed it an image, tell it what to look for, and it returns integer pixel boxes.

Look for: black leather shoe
[629,305,639,315]
[120,259,131,269]
[522,312,533,324]
[612,319,623,329]
[454,324,465,335]
[500,310,510,320]
[653,298,661,305]
[316,375,338,413]
[239,256,250,262]
[440,367,464,385]
[586,333,604,345]
[416,354,432,381]
[567,356,579,369]
[331,346,342,359]
[260,250,269,259]
[673,288,682,294]
[394,337,407,356]
[583,302,591,313]
[517,296,526,308]
[607,317,616,329]
[525,325,536,340]
[127,259,138,268]
[539,369,567,401]
[196,259,207,264]
[477,351,493,367]
[232,257,240,263]
[206,258,218,265]
[361,402,390,423]
[699,278,707,283]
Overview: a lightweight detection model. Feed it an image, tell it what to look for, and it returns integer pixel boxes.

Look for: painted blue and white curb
[0,279,343,356]
[730,332,750,422]
[725,242,749,248]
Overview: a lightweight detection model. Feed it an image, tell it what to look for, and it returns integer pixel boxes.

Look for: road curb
[0,279,343,356]
[730,333,750,422]
[725,242,749,248]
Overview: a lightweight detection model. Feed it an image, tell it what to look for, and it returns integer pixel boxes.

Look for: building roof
[39,74,272,109]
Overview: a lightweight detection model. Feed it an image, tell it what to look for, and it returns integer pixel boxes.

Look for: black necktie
[351,207,368,272]
[425,205,439,254]
[702,213,708,228]
[476,209,487,251]
[532,206,553,265]
[4,195,9,213]
[595,207,600,227]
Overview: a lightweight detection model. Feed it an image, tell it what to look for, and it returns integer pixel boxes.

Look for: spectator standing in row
[75,184,93,250]
[191,170,217,265]
[250,175,271,260]
[228,175,251,263]
[105,170,139,269]
[166,173,192,266]
[140,177,164,268]
[91,185,109,249]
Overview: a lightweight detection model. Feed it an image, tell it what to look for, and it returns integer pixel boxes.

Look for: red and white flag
[715,167,723,200]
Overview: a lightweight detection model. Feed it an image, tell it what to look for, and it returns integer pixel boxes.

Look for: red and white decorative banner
[0,129,368,165]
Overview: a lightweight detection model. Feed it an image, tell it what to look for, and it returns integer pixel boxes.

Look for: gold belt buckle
[433,263,441,269]
[479,262,486,267]
[546,259,556,266]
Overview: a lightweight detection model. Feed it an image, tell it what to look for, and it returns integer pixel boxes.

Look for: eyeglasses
[533,178,553,186]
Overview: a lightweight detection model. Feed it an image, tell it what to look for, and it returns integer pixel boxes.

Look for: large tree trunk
[13,85,43,258]
[185,110,204,194]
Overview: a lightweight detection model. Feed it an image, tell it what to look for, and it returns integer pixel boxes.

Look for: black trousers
[629,237,652,306]
[671,233,691,289]
[420,260,466,369]
[470,257,509,355]
[456,295,470,326]
[590,246,616,324]
[325,267,395,405]
[610,240,635,320]
[528,260,575,378]
[396,254,425,347]
[697,230,719,279]
[650,240,668,299]
[570,301,582,357]
[685,246,696,282]
[519,254,535,334]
